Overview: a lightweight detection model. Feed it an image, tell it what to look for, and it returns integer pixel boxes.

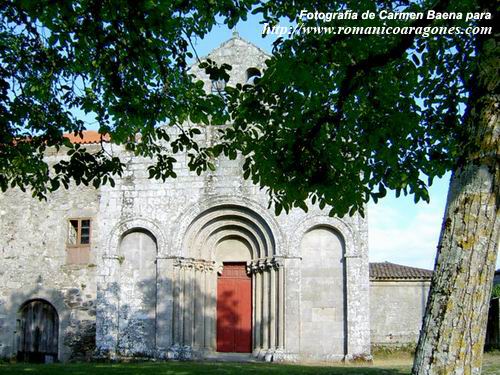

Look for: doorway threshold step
[203,352,258,362]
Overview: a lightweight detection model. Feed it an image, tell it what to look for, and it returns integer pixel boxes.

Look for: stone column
[201,266,210,350]
[269,261,277,350]
[261,260,269,354]
[185,261,195,347]
[206,265,218,351]
[273,259,285,361]
[277,259,285,350]
[193,262,204,349]
[253,263,262,355]
[186,259,216,352]
[284,257,301,359]
[179,260,187,344]
[171,258,216,359]
[248,261,257,352]
[172,260,181,345]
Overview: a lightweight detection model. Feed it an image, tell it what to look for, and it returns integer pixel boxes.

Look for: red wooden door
[216,263,252,352]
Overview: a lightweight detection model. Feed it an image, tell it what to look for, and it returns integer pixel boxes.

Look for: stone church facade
[0,35,429,363]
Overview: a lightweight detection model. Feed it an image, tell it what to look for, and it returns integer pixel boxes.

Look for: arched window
[245,67,261,85]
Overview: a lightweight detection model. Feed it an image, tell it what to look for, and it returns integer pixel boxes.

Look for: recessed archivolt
[105,217,166,258]
[190,207,274,251]
[215,234,253,252]
[206,229,259,259]
[118,228,158,260]
[182,204,276,260]
[171,196,284,257]
[192,216,269,258]
[304,224,346,250]
[290,215,357,257]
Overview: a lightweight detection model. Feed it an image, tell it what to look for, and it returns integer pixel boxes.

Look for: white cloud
[368,191,500,270]
[368,198,445,270]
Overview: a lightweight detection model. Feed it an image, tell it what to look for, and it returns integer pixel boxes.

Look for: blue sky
[368,174,450,269]
[76,15,497,271]
[191,16,499,271]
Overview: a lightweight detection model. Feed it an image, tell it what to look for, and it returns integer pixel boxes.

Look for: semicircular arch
[290,215,358,257]
[105,217,167,258]
[172,196,284,258]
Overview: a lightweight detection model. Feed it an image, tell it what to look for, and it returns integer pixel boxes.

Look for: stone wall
[0,35,371,362]
[370,280,430,347]
[93,141,370,361]
[0,148,101,360]
[0,140,370,361]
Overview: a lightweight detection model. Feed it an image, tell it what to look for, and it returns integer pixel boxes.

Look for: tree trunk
[412,6,499,374]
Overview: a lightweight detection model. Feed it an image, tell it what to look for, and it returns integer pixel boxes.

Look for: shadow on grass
[0,361,411,375]
[3,354,500,375]
[4,353,499,375]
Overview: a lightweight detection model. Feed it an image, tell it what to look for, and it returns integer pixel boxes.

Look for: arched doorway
[172,204,284,359]
[16,299,59,363]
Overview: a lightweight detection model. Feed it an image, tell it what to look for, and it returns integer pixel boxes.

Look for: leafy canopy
[0,0,255,194]
[0,0,483,217]
[217,0,479,216]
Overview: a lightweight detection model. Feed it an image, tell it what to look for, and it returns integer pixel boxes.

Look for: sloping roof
[201,31,271,61]
[63,130,110,144]
[370,262,433,280]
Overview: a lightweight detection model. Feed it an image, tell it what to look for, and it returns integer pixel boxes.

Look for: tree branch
[333,0,451,126]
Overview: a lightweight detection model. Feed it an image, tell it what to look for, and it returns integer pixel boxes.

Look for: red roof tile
[370,262,433,280]
[63,130,110,144]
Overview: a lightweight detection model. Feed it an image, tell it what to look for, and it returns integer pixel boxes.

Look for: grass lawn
[1,352,499,374]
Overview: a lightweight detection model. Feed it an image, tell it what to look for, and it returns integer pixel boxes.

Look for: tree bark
[412,6,499,374]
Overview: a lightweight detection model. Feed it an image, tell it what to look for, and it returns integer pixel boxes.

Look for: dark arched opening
[16,299,59,363]
[245,67,261,85]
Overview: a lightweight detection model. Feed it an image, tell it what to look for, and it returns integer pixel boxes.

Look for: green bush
[492,284,500,299]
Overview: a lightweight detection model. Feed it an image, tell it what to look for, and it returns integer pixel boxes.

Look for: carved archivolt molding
[172,196,284,257]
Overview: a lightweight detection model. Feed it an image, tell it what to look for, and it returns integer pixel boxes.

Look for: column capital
[173,257,216,272]
[247,257,284,274]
